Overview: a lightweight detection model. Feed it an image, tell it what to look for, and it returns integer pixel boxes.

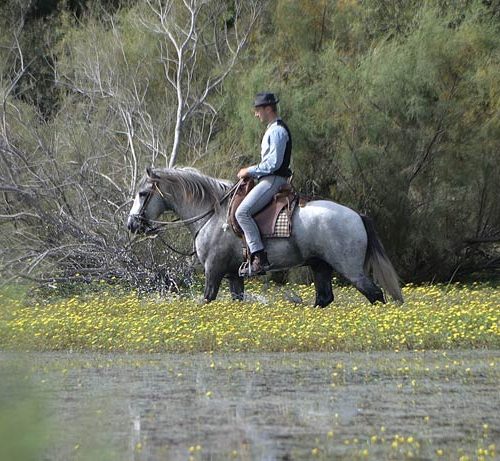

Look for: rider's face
[254,106,271,123]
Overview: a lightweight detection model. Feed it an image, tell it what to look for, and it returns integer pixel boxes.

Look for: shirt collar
[266,117,281,130]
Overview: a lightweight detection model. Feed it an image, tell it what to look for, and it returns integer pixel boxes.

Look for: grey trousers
[235,175,289,254]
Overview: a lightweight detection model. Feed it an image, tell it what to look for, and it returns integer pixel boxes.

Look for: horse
[127,167,404,306]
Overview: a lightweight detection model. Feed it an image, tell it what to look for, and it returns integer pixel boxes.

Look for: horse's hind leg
[350,274,385,304]
[228,275,244,301]
[309,259,334,307]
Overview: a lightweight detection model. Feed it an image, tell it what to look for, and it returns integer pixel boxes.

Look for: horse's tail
[361,214,404,303]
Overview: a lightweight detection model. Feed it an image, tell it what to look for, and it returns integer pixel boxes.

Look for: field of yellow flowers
[0,281,498,352]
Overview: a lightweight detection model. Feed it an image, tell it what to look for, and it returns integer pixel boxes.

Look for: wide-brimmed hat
[253,92,279,107]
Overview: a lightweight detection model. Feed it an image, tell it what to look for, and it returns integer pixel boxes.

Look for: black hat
[254,92,279,107]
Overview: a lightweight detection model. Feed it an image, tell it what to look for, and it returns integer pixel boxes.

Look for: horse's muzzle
[127,215,146,234]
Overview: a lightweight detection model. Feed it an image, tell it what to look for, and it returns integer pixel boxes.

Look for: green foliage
[0,0,499,283]
[332,4,500,277]
[217,0,500,279]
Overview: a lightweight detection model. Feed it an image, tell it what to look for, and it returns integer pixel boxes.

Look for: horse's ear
[146,167,159,179]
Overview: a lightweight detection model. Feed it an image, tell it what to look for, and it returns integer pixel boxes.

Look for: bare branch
[138,0,263,167]
[0,212,41,219]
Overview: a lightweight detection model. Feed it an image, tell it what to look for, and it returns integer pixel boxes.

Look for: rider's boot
[240,250,271,277]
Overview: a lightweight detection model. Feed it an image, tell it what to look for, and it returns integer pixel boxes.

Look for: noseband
[136,180,165,226]
[130,177,243,255]
[135,177,243,230]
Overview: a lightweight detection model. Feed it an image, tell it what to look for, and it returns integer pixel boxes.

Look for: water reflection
[0,351,498,460]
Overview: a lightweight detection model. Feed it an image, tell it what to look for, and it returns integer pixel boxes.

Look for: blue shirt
[247,118,289,179]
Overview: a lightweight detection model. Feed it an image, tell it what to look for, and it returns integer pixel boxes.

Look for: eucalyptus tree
[139,0,263,167]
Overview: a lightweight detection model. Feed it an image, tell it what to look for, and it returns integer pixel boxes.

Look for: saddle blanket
[263,206,292,238]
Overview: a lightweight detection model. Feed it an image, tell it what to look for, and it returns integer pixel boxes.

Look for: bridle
[132,179,197,256]
[134,177,242,237]
[136,180,165,227]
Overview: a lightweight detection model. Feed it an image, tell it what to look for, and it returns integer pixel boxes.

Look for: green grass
[0,281,498,352]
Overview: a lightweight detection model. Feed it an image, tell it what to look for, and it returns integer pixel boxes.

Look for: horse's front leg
[203,267,224,303]
[310,258,334,307]
[228,275,244,301]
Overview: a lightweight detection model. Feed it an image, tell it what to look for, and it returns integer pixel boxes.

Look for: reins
[146,179,242,229]
[156,233,197,257]
[136,178,243,256]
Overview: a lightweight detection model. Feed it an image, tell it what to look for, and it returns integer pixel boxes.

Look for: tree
[139,0,262,167]
[214,0,500,281]
[0,0,264,288]
[317,3,500,279]
[1,0,499,287]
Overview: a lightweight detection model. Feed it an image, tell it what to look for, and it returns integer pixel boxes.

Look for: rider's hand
[237,168,250,179]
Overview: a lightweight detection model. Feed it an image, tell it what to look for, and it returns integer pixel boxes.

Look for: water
[1,351,498,460]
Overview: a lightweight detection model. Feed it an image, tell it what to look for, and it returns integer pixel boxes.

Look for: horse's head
[127,167,171,234]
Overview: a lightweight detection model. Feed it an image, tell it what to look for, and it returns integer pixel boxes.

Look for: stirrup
[238,260,268,278]
[238,260,252,277]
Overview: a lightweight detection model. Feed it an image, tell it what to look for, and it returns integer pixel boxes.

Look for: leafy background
[1,0,499,287]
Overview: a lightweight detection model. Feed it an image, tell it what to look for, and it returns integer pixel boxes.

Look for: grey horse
[127,167,403,306]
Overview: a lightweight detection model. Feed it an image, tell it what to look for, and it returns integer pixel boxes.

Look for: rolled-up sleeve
[247,124,289,178]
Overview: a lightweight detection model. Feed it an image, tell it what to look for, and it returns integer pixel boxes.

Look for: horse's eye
[139,191,148,198]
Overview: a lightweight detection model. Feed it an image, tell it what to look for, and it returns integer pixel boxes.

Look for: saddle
[228,178,304,239]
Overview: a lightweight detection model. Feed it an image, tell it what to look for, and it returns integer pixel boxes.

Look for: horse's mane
[153,167,233,209]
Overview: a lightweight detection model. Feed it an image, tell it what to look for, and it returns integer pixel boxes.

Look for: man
[236,92,292,276]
